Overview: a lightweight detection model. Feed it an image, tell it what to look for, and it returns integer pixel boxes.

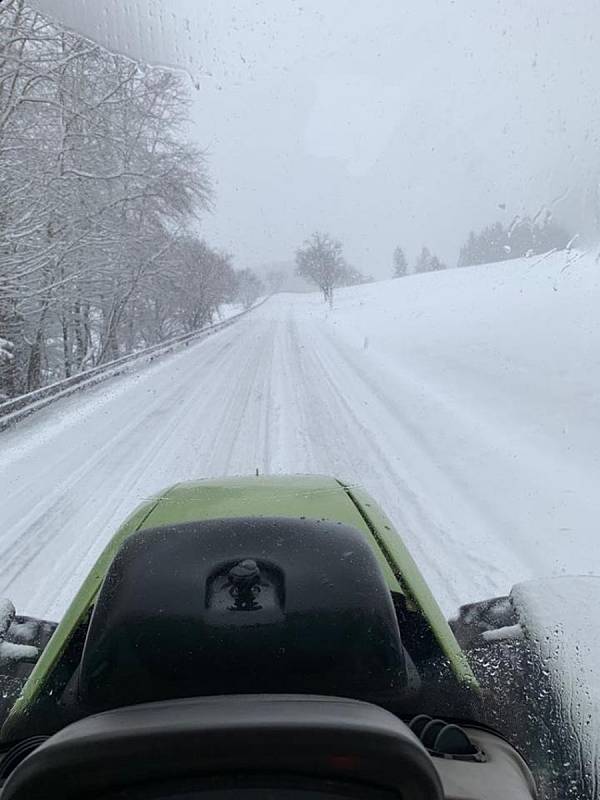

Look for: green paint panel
[143,475,368,527]
[2,497,161,733]
[141,475,400,590]
[342,483,478,690]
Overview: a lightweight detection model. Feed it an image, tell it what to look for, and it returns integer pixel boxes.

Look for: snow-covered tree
[429,254,447,272]
[236,268,264,310]
[392,246,408,278]
[0,2,235,398]
[295,232,346,306]
[457,216,571,267]
[414,247,432,273]
[337,264,372,286]
[414,247,446,273]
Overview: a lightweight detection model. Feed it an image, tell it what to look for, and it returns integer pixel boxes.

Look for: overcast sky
[34,0,600,276]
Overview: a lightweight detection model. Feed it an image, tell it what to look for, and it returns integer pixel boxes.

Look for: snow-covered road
[2,253,600,620]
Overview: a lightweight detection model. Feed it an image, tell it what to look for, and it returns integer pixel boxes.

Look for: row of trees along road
[392,246,447,277]
[392,214,571,279]
[0,1,263,401]
[295,232,372,306]
[457,216,571,267]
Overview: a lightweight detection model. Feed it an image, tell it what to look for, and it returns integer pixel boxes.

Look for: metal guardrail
[0,298,269,432]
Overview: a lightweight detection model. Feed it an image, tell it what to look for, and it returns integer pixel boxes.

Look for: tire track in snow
[0,317,271,614]
[0,333,236,530]
[315,323,525,603]
[1,293,535,619]
[280,314,471,610]
[0,334,237,577]
[279,306,524,609]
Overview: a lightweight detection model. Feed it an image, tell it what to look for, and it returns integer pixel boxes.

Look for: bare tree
[236,268,264,310]
[0,4,232,399]
[171,239,237,332]
[295,232,346,307]
[337,264,372,287]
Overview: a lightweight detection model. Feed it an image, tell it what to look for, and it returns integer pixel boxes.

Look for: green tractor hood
[5,475,476,732]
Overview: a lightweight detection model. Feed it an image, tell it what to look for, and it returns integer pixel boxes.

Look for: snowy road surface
[2,251,600,620]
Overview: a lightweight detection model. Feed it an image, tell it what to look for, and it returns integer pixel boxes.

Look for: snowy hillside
[302,248,600,606]
[1,249,599,619]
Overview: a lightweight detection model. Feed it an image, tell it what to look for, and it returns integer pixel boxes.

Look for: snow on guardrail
[0,297,269,432]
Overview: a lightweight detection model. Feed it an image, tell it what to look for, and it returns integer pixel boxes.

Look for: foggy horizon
[30,0,600,278]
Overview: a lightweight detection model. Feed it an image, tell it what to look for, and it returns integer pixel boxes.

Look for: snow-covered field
[1,249,599,620]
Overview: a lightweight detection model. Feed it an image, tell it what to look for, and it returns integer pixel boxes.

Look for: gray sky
[35,0,600,276]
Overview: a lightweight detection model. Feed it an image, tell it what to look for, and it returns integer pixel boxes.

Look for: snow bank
[300,248,600,607]
[0,597,38,664]
[217,302,250,322]
[0,337,14,363]
[0,598,15,637]
[327,250,599,406]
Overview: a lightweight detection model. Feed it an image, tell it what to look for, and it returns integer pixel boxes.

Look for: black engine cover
[78,517,406,710]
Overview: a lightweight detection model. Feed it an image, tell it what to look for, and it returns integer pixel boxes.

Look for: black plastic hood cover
[78,517,406,710]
